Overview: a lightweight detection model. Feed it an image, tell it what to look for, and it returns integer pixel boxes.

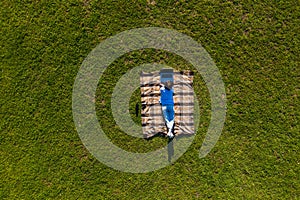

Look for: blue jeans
[161,104,175,130]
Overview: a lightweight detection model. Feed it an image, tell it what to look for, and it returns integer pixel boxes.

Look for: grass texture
[1,0,299,199]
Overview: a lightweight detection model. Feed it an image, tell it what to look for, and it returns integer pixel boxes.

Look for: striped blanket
[140,70,194,138]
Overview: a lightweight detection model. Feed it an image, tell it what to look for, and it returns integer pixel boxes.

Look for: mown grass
[1,0,299,199]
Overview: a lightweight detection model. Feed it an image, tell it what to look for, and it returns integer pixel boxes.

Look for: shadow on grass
[145,132,193,163]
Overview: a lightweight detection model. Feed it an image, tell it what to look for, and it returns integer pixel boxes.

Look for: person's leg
[167,120,174,132]
[166,105,175,138]
[162,104,175,138]
[166,104,175,122]
[161,105,170,123]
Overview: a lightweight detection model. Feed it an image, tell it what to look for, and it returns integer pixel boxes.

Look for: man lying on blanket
[159,80,175,139]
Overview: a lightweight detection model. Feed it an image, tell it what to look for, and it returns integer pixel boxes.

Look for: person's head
[165,80,173,90]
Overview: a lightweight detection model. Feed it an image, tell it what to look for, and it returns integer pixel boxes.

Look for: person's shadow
[144,132,174,163]
[167,137,174,163]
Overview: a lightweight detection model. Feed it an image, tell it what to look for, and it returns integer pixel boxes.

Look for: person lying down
[159,80,175,139]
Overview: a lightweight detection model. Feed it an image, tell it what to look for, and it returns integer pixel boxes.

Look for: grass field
[1,0,299,199]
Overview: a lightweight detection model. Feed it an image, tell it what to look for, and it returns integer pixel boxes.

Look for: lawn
[1,0,299,199]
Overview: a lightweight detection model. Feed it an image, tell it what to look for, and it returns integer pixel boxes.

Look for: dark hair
[165,80,173,90]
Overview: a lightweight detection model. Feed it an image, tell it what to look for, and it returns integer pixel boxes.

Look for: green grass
[1,0,299,199]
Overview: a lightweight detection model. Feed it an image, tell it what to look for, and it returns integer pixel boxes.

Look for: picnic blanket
[140,70,194,138]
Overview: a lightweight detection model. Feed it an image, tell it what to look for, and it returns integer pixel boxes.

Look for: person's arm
[159,84,164,104]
